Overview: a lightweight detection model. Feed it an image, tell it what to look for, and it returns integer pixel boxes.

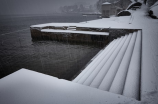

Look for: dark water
[0,14,103,80]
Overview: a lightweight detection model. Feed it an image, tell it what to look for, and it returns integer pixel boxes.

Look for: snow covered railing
[73,30,142,100]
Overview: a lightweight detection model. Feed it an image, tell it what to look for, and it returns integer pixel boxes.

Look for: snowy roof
[102,2,111,5]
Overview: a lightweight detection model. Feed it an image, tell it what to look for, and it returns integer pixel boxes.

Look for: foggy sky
[0,0,97,15]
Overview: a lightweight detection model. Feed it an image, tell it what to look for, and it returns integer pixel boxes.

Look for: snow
[0,69,138,104]
[31,23,78,28]
[126,2,136,10]
[41,29,109,36]
[74,3,158,103]
[109,32,137,94]
[102,2,111,5]
[73,30,141,100]
[123,30,141,100]
[2,2,158,104]
[76,38,121,84]
[88,36,127,88]
[73,39,116,83]
[98,34,132,91]
[83,36,125,86]
[117,10,132,16]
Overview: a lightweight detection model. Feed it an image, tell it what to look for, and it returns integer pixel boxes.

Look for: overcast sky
[0,0,98,15]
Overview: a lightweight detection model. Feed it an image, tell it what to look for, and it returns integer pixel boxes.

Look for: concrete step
[109,32,137,94]
[89,35,127,88]
[77,37,122,84]
[73,30,142,100]
[87,35,127,87]
[98,34,132,91]
[72,39,117,82]
[123,30,142,100]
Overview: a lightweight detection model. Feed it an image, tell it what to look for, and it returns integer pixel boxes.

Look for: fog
[0,0,98,15]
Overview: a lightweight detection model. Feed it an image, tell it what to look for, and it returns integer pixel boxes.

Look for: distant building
[102,0,132,18]
[102,2,123,18]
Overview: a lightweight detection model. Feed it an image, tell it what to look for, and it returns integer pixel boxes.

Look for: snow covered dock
[30,25,109,43]
[1,2,158,104]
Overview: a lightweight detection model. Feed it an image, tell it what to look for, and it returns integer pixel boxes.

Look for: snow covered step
[123,30,142,100]
[77,37,123,84]
[109,32,137,94]
[73,30,142,100]
[89,35,128,88]
[98,34,132,91]
[83,36,127,86]
[73,40,116,82]
[72,39,117,82]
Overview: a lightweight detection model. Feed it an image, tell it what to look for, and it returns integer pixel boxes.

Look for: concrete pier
[30,25,139,44]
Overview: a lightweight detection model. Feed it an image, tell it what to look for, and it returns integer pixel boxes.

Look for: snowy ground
[84,4,158,103]
[1,3,158,104]
[0,69,139,104]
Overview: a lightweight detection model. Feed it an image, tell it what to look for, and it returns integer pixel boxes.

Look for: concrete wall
[30,28,109,44]
[30,27,139,45]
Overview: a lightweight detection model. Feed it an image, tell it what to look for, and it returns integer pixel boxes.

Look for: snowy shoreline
[1,3,158,104]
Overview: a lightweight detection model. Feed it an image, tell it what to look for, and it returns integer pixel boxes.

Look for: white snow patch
[0,69,138,104]
[102,2,111,5]
[41,29,109,36]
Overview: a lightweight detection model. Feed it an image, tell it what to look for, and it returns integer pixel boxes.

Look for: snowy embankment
[0,69,138,104]
[82,4,158,103]
[1,3,158,104]
[84,4,158,103]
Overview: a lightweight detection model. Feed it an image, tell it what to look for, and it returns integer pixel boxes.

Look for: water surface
[0,14,103,80]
